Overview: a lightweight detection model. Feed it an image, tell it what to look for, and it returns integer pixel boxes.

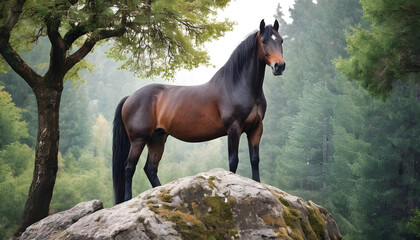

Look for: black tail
[113,96,129,205]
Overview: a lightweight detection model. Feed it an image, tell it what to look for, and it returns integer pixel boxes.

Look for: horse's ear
[260,19,265,33]
[273,20,279,32]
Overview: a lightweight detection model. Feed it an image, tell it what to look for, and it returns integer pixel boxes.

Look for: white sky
[174,0,295,85]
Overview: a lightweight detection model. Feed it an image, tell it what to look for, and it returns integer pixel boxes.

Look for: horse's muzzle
[272,62,286,76]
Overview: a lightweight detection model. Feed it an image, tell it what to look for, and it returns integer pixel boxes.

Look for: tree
[261,0,365,237]
[59,81,92,157]
[409,208,420,237]
[335,0,420,100]
[0,87,28,148]
[347,85,420,239]
[0,87,33,239]
[0,38,50,147]
[0,0,233,235]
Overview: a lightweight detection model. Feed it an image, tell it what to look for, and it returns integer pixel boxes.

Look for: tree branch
[63,24,90,50]
[1,0,26,34]
[64,4,130,51]
[64,27,126,73]
[0,42,42,87]
[0,0,41,87]
[46,16,66,57]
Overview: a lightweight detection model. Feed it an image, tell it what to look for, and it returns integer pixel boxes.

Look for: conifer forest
[1,0,419,239]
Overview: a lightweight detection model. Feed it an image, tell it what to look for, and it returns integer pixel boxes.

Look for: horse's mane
[221,31,259,84]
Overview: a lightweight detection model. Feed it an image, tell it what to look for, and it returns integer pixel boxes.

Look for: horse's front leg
[227,121,241,173]
[247,123,263,182]
[125,139,146,201]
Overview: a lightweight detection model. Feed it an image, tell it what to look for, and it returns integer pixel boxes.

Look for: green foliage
[263,1,420,239]
[0,87,28,149]
[0,37,51,147]
[335,0,420,100]
[3,0,234,81]
[64,59,94,87]
[107,0,234,79]
[0,88,33,239]
[59,81,92,156]
[347,85,420,239]
[51,114,114,210]
[408,208,420,237]
[51,149,113,211]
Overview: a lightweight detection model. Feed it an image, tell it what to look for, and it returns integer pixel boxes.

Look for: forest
[1,0,419,239]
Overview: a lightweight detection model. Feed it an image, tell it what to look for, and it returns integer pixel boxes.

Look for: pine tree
[335,0,420,99]
[59,81,92,157]
[349,84,420,239]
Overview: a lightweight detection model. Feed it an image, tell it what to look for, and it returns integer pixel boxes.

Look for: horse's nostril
[276,62,285,71]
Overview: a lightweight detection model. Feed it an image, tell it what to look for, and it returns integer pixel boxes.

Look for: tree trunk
[14,82,63,236]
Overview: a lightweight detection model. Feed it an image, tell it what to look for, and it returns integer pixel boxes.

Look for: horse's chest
[243,104,263,129]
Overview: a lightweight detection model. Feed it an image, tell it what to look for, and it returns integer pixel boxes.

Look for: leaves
[0,87,28,149]
[408,208,420,237]
[335,0,420,100]
[1,0,234,81]
[64,59,94,87]
[108,0,234,79]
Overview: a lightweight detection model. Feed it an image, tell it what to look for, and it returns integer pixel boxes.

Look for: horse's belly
[164,114,226,142]
[170,127,226,142]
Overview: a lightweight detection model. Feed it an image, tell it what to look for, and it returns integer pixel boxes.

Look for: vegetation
[0,0,419,239]
[335,0,420,99]
[148,187,237,239]
[409,208,420,237]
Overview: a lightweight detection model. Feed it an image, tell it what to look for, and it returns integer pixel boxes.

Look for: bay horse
[113,19,285,204]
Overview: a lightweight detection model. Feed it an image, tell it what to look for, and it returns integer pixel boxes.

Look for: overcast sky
[174,0,295,85]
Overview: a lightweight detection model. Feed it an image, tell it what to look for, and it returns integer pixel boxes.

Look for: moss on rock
[308,206,326,239]
[278,196,291,207]
[207,176,217,190]
[157,190,173,203]
[282,207,301,229]
[150,193,238,239]
[300,218,319,240]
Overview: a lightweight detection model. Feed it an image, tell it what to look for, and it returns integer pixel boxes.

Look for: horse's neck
[212,36,267,101]
[234,52,266,99]
[249,58,266,99]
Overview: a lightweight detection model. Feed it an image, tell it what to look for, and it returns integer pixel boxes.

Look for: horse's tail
[113,96,129,205]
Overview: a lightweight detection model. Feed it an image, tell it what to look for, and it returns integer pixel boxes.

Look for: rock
[18,169,342,239]
[18,200,103,240]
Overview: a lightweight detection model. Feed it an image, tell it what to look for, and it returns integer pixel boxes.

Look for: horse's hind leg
[125,139,146,201]
[144,128,168,187]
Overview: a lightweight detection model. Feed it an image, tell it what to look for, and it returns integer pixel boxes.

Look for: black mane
[220,31,259,84]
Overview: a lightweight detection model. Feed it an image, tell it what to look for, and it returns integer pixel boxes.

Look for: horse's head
[258,19,285,76]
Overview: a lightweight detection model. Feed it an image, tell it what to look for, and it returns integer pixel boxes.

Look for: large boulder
[18,168,341,239]
[18,200,103,240]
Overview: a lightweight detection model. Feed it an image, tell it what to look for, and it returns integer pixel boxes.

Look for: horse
[112,19,285,204]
